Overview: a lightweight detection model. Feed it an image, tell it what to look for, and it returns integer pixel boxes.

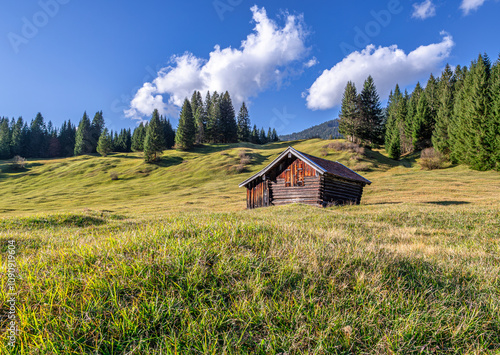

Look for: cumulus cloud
[126,6,308,121]
[460,0,487,14]
[412,0,437,19]
[304,57,319,68]
[305,33,454,111]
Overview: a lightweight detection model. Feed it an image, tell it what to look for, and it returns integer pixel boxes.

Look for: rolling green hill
[1,140,500,353]
[279,119,341,141]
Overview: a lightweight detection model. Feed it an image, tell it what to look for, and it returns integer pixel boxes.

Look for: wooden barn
[239,146,371,209]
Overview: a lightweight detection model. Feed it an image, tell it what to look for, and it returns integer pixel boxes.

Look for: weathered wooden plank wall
[320,174,364,205]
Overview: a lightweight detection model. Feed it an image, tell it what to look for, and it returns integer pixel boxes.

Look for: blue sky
[1,0,499,135]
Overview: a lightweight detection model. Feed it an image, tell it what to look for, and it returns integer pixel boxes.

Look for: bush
[11,155,27,170]
[420,148,445,170]
[324,141,365,155]
[353,163,371,171]
[110,172,119,180]
[237,150,248,159]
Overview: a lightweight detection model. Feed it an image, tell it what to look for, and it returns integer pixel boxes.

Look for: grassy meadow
[0,139,499,354]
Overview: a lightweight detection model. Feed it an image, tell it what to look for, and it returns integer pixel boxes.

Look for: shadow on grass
[0,214,107,230]
[425,201,471,206]
[153,156,184,168]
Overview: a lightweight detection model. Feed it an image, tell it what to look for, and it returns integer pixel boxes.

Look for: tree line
[0,90,279,163]
[175,90,279,150]
[339,53,500,171]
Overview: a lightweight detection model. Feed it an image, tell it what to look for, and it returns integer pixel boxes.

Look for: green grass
[1,140,499,354]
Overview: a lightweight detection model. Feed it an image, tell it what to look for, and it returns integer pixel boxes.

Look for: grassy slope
[1,140,500,354]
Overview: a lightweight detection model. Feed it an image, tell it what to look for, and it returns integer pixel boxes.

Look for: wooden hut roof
[239,146,372,187]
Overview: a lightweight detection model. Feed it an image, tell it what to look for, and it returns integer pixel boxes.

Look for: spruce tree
[404,83,423,154]
[359,75,383,144]
[144,109,165,162]
[219,92,238,143]
[259,128,267,144]
[452,54,493,170]
[175,99,196,150]
[0,119,11,159]
[251,125,259,144]
[90,111,105,153]
[272,128,279,142]
[267,127,273,143]
[339,81,359,142]
[412,93,433,149]
[432,64,455,155]
[237,102,251,142]
[60,120,76,157]
[424,74,440,123]
[164,118,176,149]
[97,128,113,157]
[194,106,207,144]
[10,117,24,157]
[206,91,220,143]
[74,112,93,155]
[491,56,500,170]
[131,123,146,152]
[384,86,404,160]
[30,112,48,158]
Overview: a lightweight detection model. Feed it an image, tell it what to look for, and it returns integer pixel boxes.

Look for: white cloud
[412,0,437,19]
[305,33,454,110]
[304,57,319,68]
[125,6,308,121]
[460,0,487,14]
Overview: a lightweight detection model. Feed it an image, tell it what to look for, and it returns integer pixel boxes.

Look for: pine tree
[267,127,273,143]
[384,86,404,160]
[219,92,238,143]
[175,99,196,150]
[259,128,267,144]
[162,118,175,149]
[359,76,384,144]
[237,102,251,142]
[272,128,279,142]
[30,112,48,158]
[451,54,493,170]
[48,132,61,158]
[144,109,165,162]
[194,107,207,144]
[404,82,423,154]
[491,56,500,170]
[424,74,439,123]
[412,93,433,149]
[432,64,455,155]
[59,120,76,157]
[0,119,11,159]
[251,125,259,144]
[74,112,93,155]
[131,123,147,151]
[10,117,24,157]
[339,81,359,142]
[97,128,113,157]
[90,111,105,153]
[206,91,220,142]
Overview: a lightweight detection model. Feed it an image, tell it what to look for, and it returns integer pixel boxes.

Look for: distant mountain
[279,119,341,141]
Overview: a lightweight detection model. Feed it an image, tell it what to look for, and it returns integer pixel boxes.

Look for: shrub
[420,148,445,170]
[237,150,248,159]
[11,155,27,170]
[110,172,119,180]
[353,163,371,171]
[324,142,365,155]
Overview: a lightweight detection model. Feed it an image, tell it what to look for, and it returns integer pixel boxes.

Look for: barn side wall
[320,174,364,205]
[270,176,321,206]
